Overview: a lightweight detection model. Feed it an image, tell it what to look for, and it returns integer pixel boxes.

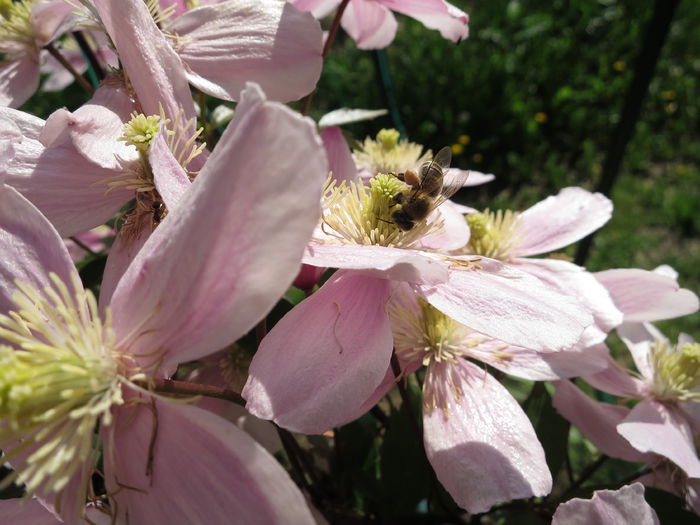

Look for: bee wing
[432,168,470,208]
[431,146,452,172]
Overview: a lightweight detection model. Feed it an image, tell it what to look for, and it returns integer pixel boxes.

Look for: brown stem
[44,42,94,95]
[150,378,245,405]
[69,235,98,256]
[300,0,351,115]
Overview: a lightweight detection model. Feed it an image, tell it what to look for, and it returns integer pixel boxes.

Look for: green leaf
[524,383,570,478]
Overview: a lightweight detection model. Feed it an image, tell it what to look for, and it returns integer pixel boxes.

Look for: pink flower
[243,169,594,435]
[0,0,75,107]
[462,186,624,346]
[293,0,469,49]
[383,288,608,513]
[552,483,660,525]
[0,84,327,523]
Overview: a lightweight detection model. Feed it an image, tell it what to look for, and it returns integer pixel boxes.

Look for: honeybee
[391,146,468,231]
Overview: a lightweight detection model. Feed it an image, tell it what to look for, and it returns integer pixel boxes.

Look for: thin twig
[44,42,93,95]
[150,378,245,405]
[72,30,105,81]
[69,235,98,256]
[300,0,351,115]
[562,455,609,498]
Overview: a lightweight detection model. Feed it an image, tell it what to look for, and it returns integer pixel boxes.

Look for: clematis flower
[94,0,324,104]
[0,0,75,107]
[292,0,469,50]
[243,164,594,434]
[552,483,659,525]
[381,288,608,513]
[0,84,327,523]
[460,186,624,346]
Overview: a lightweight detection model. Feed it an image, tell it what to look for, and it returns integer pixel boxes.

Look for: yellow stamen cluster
[651,340,700,402]
[390,295,473,369]
[120,113,164,152]
[0,0,36,50]
[321,173,440,248]
[354,129,429,175]
[466,209,523,261]
[0,273,124,499]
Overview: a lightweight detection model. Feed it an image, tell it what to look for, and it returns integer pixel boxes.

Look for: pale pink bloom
[0,84,326,523]
[462,187,624,347]
[0,497,110,524]
[552,483,659,525]
[293,0,469,49]
[243,172,594,435]
[382,288,608,513]
[553,321,700,509]
[0,85,138,237]
[0,0,75,107]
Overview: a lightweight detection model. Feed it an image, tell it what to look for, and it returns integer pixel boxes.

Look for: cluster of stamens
[354,128,429,175]
[0,273,125,499]
[0,0,36,50]
[649,339,700,402]
[320,173,442,248]
[465,209,523,260]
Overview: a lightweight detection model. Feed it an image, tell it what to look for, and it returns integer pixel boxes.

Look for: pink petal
[92,0,195,121]
[168,1,323,103]
[292,0,341,18]
[30,0,76,46]
[417,200,470,251]
[380,0,469,43]
[460,169,495,186]
[582,354,648,398]
[0,106,44,138]
[0,497,61,524]
[149,127,191,210]
[513,187,612,257]
[3,126,132,237]
[484,342,609,381]
[40,83,137,170]
[243,271,394,433]
[415,256,593,351]
[595,268,699,322]
[320,126,357,183]
[318,107,388,127]
[303,241,449,285]
[104,393,315,524]
[552,380,652,463]
[0,184,76,313]
[109,84,327,370]
[515,258,623,344]
[424,359,551,513]
[98,228,152,310]
[616,322,660,381]
[552,483,659,525]
[341,0,398,50]
[0,56,40,109]
[618,400,700,477]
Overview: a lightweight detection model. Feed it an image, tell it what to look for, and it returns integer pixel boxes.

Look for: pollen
[354,129,429,175]
[120,113,165,152]
[650,339,700,402]
[465,209,523,261]
[0,273,123,499]
[320,174,442,248]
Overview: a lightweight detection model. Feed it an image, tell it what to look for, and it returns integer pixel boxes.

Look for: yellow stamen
[465,209,523,261]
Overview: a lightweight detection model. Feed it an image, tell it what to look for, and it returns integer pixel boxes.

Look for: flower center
[0,273,125,499]
[0,0,36,52]
[651,339,700,403]
[354,129,429,175]
[465,209,523,261]
[320,173,443,248]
